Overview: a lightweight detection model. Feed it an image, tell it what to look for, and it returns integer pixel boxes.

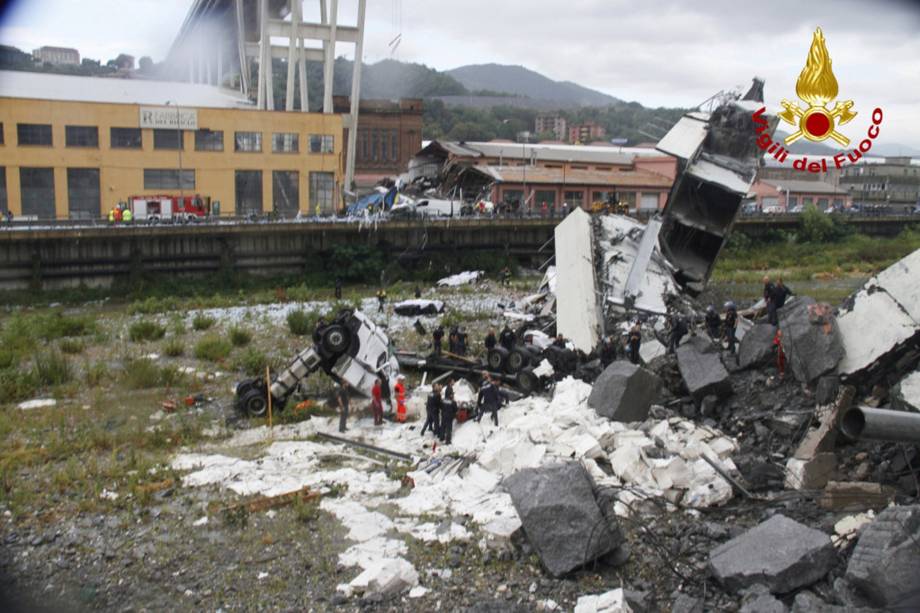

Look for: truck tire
[322,324,350,355]
[505,349,528,374]
[516,368,538,394]
[240,388,269,417]
[487,347,507,371]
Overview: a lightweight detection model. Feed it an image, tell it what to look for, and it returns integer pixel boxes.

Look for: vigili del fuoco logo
[752,27,884,174]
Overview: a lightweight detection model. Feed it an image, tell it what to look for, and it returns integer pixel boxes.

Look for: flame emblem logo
[779,28,857,146]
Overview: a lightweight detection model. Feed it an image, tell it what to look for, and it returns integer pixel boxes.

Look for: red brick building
[333,96,422,186]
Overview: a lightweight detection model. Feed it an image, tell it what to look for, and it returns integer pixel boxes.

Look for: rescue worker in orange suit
[394,375,407,422]
[371,377,384,426]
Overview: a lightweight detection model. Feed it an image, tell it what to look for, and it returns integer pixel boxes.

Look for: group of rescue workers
[333,269,794,442]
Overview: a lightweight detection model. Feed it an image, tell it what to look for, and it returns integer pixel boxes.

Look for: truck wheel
[506,349,527,374]
[240,388,268,417]
[322,325,350,355]
[516,368,538,394]
[487,348,506,371]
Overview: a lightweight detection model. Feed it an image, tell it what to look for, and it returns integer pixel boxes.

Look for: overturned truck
[556,79,777,352]
[235,309,399,417]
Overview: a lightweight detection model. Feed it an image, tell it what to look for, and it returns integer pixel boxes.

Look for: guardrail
[1,209,918,233]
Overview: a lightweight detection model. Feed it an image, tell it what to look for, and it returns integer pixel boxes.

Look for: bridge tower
[166,0,367,190]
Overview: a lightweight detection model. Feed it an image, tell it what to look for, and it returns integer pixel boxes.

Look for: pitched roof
[480,165,672,188]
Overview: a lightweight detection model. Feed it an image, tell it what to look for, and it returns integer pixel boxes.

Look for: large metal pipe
[840,406,920,443]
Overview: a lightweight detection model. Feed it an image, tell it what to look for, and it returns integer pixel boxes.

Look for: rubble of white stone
[436,270,483,287]
[169,376,740,596]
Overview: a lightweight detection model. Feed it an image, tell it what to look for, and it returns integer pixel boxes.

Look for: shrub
[33,349,72,386]
[287,308,320,336]
[122,358,162,389]
[129,320,166,342]
[163,338,185,357]
[0,348,16,370]
[129,296,180,315]
[0,369,39,403]
[84,360,107,386]
[34,312,95,340]
[234,347,271,377]
[59,338,85,355]
[159,364,185,387]
[229,326,252,347]
[192,314,216,331]
[194,335,232,362]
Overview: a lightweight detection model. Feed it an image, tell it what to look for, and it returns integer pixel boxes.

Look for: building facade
[488,165,672,213]
[0,71,343,219]
[333,96,422,185]
[839,156,920,211]
[749,179,851,211]
[535,114,567,141]
[568,120,606,144]
[32,46,80,65]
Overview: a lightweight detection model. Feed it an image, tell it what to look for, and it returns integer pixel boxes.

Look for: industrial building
[0,70,343,219]
[839,156,920,211]
[749,178,851,211]
[409,140,676,212]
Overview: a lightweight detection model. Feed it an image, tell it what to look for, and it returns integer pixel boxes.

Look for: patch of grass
[234,347,271,376]
[122,359,186,389]
[121,358,162,389]
[34,312,96,340]
[0,368,39,403]
[128,320,166,343]
[191,314,216,331]
[162,338,185,357]
[84,360,107,386]
[59,338,85,355]
[129,296,180,315]
[293,497,321,523]
[169,314,186,336]
[194,335,232,362]
[228,325,252,347]
[0,348,16,370]
[287,308,320,336]
[715,228,920,284]
[33,349,72,386]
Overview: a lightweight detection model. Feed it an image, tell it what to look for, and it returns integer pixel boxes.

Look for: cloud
[1,0,918,146]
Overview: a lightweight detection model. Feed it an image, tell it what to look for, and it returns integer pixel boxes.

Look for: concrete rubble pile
[170,375,742,599]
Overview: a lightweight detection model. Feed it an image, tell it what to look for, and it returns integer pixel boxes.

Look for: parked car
[789,204,805,214]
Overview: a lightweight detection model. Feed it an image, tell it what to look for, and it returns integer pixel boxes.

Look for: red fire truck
[126,195,211,224]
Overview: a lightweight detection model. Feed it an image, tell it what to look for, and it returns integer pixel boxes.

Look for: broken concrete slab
[739,323,776,370]
[845,504,920,609]
[778,297,844,385]
[740,585,788,613]
[892,369,920,413]
[555,208,603,353]
[793,386,854,461]
[818,481,896,512]
[836,248,920,381]
[588,360,661,423]
[638,338,667,364]
[785,453,836,490]
[709,514,836,594]
[574,588,633,613]
[676,337,732,401]
[790,591,873,613]
[505,462,623,577]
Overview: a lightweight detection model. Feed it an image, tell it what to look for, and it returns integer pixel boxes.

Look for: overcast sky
[2,0,919,148]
